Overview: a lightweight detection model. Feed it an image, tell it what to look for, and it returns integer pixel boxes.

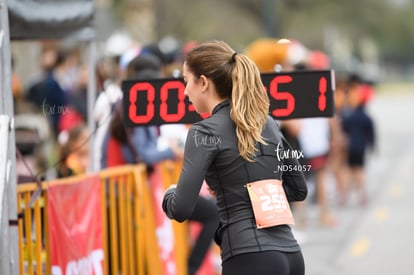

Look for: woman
[104,53,218,275]
[162,41,307,275]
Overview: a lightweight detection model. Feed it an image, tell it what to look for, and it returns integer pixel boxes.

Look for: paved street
[300,89,414,275]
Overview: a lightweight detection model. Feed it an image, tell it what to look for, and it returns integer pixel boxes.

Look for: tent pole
[87,39,97,172]
[0,0,19,274]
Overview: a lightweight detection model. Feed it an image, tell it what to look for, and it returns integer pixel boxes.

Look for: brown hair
[185,40,270,161]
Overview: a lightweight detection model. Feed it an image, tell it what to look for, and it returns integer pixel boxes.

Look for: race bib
[246,179,295,229]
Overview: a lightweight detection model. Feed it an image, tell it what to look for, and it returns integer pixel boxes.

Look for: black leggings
[222,250,305,275]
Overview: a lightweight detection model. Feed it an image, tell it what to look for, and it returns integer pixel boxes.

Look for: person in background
[342,74,376,206]
[25,45,67,138]
[93,32,136,171]
[162,40,307,275]
[101,53,183,168]
[56,124,89,178]
[298,117,337,227]
[328,74,349,206]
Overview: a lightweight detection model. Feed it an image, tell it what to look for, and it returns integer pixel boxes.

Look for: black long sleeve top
[342,105,376,154]
[162,100,307,261]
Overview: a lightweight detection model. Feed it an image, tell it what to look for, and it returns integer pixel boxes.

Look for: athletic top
[162,100,307,261]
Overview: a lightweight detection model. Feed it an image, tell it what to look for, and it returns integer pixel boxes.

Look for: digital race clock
[122,70,335,126]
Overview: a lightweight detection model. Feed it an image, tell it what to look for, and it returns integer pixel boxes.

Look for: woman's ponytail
[230,53,269,161]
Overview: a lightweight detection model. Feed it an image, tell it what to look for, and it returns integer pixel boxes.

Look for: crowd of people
[12,33,376,274]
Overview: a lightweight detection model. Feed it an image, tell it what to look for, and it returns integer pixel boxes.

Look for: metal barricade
[17,164,170,275]
[17,183,47,275]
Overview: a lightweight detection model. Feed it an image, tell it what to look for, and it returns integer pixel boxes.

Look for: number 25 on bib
[246,179,295,229]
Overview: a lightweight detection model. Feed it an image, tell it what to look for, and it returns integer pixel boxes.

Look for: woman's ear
[200,75,209,92]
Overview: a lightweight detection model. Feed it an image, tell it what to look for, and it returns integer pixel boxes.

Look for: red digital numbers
[128,82,155,124]
[318,77,327,111]
[127,80,203,125]
[269,75,295,117]
[160,80,186,122]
